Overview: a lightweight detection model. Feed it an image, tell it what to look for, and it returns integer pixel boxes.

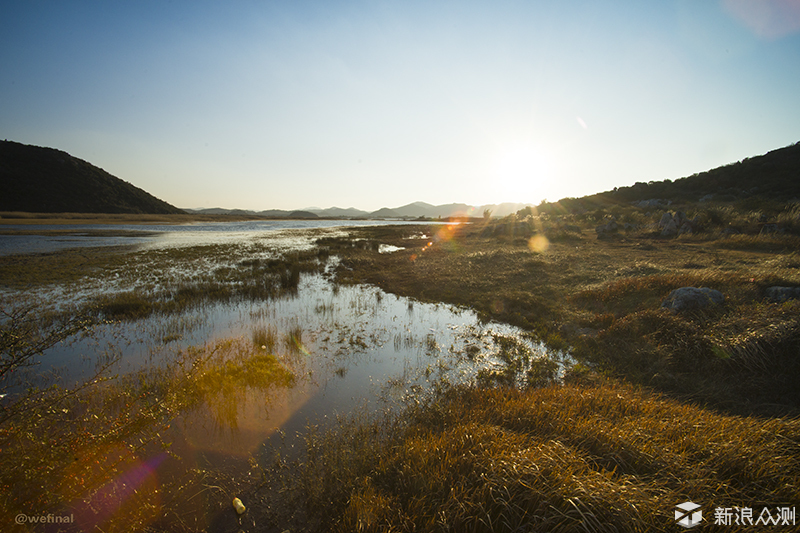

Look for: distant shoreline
[0,211,369,226]
[0,212,479,226]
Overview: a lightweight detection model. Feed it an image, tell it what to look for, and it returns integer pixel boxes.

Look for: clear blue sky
[2,1,799,211]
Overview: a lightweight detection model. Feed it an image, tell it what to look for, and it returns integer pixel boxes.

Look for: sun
[490,143,552,203]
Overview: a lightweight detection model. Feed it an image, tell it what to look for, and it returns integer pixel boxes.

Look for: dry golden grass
[265,380,800,532]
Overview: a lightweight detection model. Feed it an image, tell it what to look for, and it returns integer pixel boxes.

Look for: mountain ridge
[0,140,184,214]
[182,202,533,219]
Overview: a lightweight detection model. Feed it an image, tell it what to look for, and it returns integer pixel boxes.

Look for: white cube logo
[675,502,702,528]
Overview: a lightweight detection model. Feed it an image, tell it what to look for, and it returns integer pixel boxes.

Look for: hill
[539,142,800,214]
[0,141,184,214]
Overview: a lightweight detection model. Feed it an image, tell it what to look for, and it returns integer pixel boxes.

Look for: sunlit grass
[188,337,296,429]
[260,380,800,532]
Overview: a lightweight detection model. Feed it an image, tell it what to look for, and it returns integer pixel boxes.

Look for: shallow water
[37,268,551,440]
[0,219,428,255]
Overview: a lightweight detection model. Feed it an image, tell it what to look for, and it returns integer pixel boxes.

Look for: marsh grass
[187,337,296,429]
[252,324,278,353]
[475,334,560,389]
[335,223,800,413]
[284,325,305,355]
[257,380,800,532]
[713,233,800,252]
[0,240,329,323]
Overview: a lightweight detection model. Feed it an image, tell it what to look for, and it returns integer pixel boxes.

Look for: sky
[2,1,799,212]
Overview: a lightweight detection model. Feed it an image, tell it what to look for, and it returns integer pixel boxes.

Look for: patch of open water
[0,219,430,256]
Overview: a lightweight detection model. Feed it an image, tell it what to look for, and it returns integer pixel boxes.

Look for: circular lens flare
[528,235,550,253]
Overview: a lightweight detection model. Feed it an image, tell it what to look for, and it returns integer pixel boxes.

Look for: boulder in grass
[595,220,618,233]
[759,224,783,236]
[765,286,800,303]
[660,218,678,237]
[661,287,725,312]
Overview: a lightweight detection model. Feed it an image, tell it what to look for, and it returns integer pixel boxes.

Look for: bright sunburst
[490,143,553,204]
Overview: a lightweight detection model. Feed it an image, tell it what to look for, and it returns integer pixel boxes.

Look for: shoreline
[0,211,354,225]
[0,211,477,226]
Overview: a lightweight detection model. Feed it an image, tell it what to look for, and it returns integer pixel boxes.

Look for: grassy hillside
[0,140,184,214]
[536,142,800,215]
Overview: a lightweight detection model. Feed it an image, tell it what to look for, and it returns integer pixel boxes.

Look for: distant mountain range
[3,139,798,217]
[183,201,533,219]
[0,140,184,214]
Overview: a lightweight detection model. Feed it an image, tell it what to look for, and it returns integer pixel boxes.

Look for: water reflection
[24,266,565,531]
[40,267,559,438]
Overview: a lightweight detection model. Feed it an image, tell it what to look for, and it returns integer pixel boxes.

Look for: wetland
[2,208,800,532]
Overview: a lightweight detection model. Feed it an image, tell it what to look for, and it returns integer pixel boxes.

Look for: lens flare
[490,299,505,314]
[70,452,165,532]
[528,235,550,253]
[291,335,311,356]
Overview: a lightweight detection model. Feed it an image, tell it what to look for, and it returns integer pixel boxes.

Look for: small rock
[232,497,246,515]
[662,287,725,312]
[623,222,638,232]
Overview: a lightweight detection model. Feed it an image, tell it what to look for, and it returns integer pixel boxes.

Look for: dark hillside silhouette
[0,141,184,214]
[536,142,800,215]
[611,142,800,203]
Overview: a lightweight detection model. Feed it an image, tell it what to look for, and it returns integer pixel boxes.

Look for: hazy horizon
[183,200,533,213]
[2,1,799,212]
